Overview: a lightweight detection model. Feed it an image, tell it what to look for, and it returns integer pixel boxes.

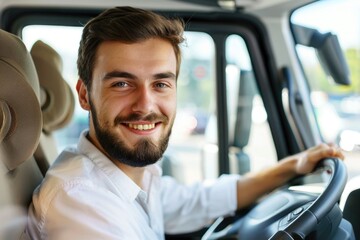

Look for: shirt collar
[77,130,162,202]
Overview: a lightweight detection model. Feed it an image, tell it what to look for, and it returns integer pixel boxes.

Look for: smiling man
[80,39,177,179]
[26,6,344,240]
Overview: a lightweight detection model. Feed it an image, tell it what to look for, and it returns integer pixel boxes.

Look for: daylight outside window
[291,0,360,179]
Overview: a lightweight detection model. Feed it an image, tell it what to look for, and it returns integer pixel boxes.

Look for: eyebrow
[103,71,176,81]
[153,72,176,80]
[103,71,136,80]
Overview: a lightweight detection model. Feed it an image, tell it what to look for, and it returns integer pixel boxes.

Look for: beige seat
[30,40,75,175]
[0,29,43,240]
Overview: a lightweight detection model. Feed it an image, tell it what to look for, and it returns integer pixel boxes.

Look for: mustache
[114,112,168,125]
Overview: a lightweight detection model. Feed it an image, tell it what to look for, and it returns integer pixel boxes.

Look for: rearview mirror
[292,24,351,86]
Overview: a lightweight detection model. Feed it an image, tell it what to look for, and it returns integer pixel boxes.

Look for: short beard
[89,98,172,167]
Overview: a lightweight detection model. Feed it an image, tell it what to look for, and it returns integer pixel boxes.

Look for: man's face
[77,38,177,167]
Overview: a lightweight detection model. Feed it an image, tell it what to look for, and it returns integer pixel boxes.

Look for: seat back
[30,40,75,175]
[0,29,43,240]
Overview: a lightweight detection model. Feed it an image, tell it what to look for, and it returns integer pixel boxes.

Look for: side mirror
[292,24,351,86]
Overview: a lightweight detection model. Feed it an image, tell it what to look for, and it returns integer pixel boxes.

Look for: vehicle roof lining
[0,0,220,12]
[0,6,253,33]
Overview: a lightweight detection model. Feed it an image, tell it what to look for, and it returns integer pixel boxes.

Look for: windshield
[291,0,360,180]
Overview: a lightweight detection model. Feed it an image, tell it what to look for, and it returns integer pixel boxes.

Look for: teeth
[128,123,155,130]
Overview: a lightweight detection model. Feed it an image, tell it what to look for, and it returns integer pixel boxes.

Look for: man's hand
[236,143,345,209]
[292,143,345,175]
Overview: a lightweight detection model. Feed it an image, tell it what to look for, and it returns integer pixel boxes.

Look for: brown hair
[77,6,185,89]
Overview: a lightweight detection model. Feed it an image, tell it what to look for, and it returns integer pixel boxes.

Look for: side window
[162,32,216,184]
[199,34,278,180]
[22,25,86,150]
[291,0,360,180]
[225,35,277,173]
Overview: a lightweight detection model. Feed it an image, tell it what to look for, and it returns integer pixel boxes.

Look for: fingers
[328,145,345,160]
[307,143,344,159]
[320,143,344,160]
[307,143,345,163]
[296,143,345,175]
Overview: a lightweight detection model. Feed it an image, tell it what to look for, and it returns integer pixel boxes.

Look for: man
[26,6,344,239]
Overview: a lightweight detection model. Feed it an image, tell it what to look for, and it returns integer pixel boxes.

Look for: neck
[86,130,146,188]
[116,162,146,188]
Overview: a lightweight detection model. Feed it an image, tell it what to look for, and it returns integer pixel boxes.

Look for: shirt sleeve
[161,174,240,234]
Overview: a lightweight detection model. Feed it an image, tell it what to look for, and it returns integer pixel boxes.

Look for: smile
[128,123,156,131]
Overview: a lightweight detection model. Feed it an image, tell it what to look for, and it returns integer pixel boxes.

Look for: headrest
[0,29,42,171]
[30,40,75,133]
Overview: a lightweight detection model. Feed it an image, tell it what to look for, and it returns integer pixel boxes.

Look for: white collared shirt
[26,131,239,239]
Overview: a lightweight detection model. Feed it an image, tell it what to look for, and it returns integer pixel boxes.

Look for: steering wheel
[202,158,347,240]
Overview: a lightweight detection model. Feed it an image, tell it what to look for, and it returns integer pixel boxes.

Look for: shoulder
[28,180,145,239]
[30,148,98,217]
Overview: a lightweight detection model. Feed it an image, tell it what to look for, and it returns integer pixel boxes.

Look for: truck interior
[0,0,359,239]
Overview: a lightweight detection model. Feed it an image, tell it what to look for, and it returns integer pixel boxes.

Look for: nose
[131,85,155,114]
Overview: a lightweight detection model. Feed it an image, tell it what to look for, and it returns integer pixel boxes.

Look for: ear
[76,79,91,111]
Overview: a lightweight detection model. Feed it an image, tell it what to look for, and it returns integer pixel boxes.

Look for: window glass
[22,25,86,149]
[22,26,216,185]
[291,0,360,180]
[196,34,278,181]
[163,32,216,184]
[225,35,277,174]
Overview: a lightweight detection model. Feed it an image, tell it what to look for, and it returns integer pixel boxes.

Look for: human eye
[155,82,169,89]
[112,81,129,88]
[154,78,176,90]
